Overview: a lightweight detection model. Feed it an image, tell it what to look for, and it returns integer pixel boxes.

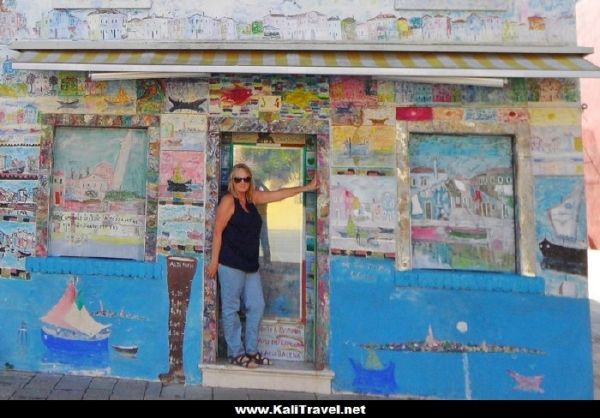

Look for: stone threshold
[200,361,334,394]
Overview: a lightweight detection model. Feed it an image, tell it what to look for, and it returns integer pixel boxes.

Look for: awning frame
[9,42,600,80]
[8,40,595,55]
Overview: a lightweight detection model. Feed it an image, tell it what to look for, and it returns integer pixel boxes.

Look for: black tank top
[219,197,263,273]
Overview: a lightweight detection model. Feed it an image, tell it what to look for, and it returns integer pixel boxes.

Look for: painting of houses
[157,204,204,255]
[409,134,516,272]
[0,146,39,177]
[0,220,35,270]
[48,127,149,260]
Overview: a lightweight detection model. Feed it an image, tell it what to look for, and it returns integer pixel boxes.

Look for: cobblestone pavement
[0,370,393,401]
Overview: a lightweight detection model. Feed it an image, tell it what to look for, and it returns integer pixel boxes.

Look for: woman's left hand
[307,173,320,191]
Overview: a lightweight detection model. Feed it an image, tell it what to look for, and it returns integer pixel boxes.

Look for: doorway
[218,132,317,364]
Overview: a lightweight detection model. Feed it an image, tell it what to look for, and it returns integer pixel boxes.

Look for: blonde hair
[227,163,255,202]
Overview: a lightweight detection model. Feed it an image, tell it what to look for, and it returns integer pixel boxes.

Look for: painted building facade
[0,0,596,399]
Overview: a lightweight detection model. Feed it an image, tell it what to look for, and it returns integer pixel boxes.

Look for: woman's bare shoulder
[219,193,235,207]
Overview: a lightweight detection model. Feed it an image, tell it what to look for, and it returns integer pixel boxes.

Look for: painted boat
[539,186,587,275]
[41,280,111,353]
[167,166,192,192]
[411,226,441,241]
[446,226,487,240]
[349,349,397,395]
[104,88,134,106]
[112,345,139,356]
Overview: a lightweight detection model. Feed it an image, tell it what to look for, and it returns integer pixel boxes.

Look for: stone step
[200,361,334,394]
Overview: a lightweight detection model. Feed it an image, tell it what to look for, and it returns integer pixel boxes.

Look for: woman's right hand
[207,261,218,279]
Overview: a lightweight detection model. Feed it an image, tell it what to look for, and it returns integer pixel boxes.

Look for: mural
[160,256,197,384]
[160,114,206,152]
[535,176,587,297]
[41,277,112,368]
[209,75,329,119]
[0,219,35,270]
[330,175,396,255]
[136,79,165,115]
[163,80,208,114]
[531,125,584,176]
[409,134,516,272]
[158,150,204,202]
[0,262,204,383]
[0,0,577,45]
[330,257,593,399]
[0,0,592,399]
[157,204,204,255]
[0,146,39,177]
[332,126,396,168]
[48,127,149,260]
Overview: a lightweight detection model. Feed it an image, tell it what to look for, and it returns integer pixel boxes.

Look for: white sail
[548,186,583,241]
[411,194,424,216]
[64,304,110,337]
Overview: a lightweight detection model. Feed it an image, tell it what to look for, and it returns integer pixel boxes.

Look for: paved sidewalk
[0,370,391,400]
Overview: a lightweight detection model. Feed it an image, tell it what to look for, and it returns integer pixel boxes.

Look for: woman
[207,163,319,368]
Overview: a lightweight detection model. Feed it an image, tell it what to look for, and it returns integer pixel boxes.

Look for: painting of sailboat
[350,350,397,395]
[41,279,111,352]
[349,348,397,395]
[159,151,204,200]
[167,166,192,192]
[538,185,587,276]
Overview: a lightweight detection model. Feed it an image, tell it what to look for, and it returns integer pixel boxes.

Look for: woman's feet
[229,353,258,368]
[248,352,271,366]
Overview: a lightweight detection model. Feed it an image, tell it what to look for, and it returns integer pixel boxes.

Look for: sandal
[229,354,257,368]
[249,352,271,366]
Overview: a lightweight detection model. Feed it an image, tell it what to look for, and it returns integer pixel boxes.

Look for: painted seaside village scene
[49,127,148,260]
[409,134,516,272]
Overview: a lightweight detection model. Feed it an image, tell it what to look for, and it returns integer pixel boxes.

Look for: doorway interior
[217,132,318,365]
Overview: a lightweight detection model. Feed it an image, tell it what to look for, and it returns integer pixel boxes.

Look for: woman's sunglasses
[233,176,252,184]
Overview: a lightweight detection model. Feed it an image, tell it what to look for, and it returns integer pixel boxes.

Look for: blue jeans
[218,264,265,358]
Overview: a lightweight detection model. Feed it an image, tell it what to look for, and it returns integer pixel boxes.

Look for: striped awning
[12,50,600,78]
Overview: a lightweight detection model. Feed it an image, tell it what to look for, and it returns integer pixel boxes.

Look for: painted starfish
[507,369,544,393]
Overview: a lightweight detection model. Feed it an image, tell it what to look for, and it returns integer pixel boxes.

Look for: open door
[218,133,316,364]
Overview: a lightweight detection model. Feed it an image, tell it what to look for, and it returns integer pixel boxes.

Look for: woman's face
[232,168,252,194]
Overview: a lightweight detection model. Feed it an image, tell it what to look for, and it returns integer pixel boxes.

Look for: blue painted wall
[330,256,593,399]
[0,256,204,384]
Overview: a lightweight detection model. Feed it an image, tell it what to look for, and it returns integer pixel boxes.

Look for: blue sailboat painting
[349,348,397,395]
[41,279,111,353]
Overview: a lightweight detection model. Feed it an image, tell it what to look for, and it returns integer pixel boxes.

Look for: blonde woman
[207,163,319,368]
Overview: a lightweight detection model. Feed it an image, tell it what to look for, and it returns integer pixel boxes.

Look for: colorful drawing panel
[160,114,207,151]
[332,126,396,168]
[409,134,516,272]
[535,176,588,297]
[330,175,396,254]
[158,151,205,201]
[0,220,35,270]
[48,127,149,260]
[157,204,204,255]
